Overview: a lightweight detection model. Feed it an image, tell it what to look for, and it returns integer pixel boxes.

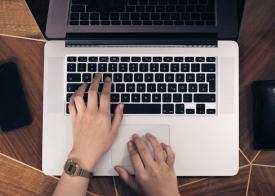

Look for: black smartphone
[0,62,32,131]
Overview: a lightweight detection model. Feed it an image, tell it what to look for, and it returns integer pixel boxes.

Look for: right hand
[115,133,180,196]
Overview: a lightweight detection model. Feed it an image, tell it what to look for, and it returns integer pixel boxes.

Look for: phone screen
[0,62,32,131]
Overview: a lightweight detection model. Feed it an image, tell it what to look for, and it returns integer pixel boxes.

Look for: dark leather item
[252,81,275,149]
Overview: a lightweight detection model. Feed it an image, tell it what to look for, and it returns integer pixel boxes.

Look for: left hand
[68,74,124,171]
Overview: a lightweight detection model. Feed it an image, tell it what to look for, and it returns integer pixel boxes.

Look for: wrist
[67,151,98,171]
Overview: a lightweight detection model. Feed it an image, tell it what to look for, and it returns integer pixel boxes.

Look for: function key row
[67,56,216,63]
[67,63,216,72]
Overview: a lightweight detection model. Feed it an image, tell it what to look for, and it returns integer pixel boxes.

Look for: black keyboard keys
[67,63,76,72]
[196,104,205,114]
[77,63,86,72]
[176,104,185,114]
[67,73,81,82]
[163,104,174,114]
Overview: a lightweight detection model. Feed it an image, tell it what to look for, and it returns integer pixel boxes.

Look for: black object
[0,62,32,131]
[252,81,275,149]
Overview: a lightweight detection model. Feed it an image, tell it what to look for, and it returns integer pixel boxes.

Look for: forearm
[52,172,89,196]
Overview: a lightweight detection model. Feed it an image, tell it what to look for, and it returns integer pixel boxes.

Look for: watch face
[65,160,77,175]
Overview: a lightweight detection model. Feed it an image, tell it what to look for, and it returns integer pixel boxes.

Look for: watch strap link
[77,168,93,179]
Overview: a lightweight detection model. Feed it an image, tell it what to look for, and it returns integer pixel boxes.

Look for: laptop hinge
[65,33,217,47]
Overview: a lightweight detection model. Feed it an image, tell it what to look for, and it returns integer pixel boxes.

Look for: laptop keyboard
[69,0,216,26]
[65,55,217,115]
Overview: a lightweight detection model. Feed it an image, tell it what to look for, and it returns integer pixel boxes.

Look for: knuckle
[74,95,83,102]
[88,90,97,96]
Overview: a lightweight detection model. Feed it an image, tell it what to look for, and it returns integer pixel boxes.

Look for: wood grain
[0,0,44,39]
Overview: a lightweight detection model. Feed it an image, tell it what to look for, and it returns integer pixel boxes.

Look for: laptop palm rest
[111,124,170,174]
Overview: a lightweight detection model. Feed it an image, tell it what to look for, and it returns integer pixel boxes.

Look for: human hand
[115,133,180,196]
[68,74,124,171]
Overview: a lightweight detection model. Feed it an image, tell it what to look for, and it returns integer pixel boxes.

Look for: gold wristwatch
[64,159,93,179]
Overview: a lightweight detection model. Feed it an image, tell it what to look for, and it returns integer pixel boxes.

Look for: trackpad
[111,125,170,174]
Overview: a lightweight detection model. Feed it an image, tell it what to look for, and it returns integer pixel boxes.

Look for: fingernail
[132,134,138,138]
[105,77,111,82]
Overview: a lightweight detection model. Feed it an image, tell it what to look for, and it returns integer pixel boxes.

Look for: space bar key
[111,104,161,114]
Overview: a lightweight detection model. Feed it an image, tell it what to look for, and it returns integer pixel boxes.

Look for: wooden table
[0,0,274,195]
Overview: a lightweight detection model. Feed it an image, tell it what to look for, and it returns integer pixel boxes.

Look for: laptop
[43,0,241,176]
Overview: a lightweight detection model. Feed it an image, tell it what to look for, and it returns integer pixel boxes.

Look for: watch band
[76,168,93,179]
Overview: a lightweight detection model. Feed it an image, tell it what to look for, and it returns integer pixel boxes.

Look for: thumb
[111,103,124,134]
[115,166,139,192]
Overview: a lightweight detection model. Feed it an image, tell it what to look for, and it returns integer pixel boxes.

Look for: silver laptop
[43,0,241,176]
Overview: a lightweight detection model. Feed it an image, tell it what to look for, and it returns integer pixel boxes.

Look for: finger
[128,141,144,173]
[145,133,164,162]
[161,143,175,168]
[132,134,155,167]
[115,166,139,192]
[74,83,88,113]
[87,74,101,111]
[99,77,112,113]
[69,94,77,117]
[111,103,124,134]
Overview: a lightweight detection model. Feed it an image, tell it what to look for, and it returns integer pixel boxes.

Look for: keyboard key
[163,94,172,102]
[140,63,149,72]
[173,94,182,102]
[142,57,151,62]
[131,57,141,62]
[89,56,98,62]
[147,83,156,92]
[88,63,97,72]
[99,57,109,62]
[67,73,81,82]
[160,63,169,72]
[176,104,185,114]
[199,83,208,92]
[98,63,107,72]
[113,104,161,114]
[206,57,216,62]
[116,83,125,92]
[145,74,154,82]
[157,83,166,92]
[207,109,216,114]
[142,94,151,102]
[108,63,118,72]
[82,73,91,82]
[134,74,143,82]
[113,73,123,82]
[202,63,216,72]
[121,57,130,62]
[186,74,195,82]
[67,83,81,92]
[168,84,177,92]
[129,63,138,72]
[186,109,195,114]
[196,74,205,82]
[181,63,190,72]
[153,57,162,62]
[66,93,73,102]
[195,57,205,62]
[163,104,174,114]
[110,57,119,62]
[196,104,205,114]
[171,63,180,72]
[131,94,141,102]
[191,63,200,72]
[165,74,174,82]
[126,83,135,92]
[188,83,197,92]
[174,57,183,62]
[152,94,161,102]
[183,94,192,102]
[176,74,185,82]
[103,73,112,81]
[124,73,133,82]
[150,63,159,72]
[194,94,215,102]
[111,94,120,102]
[98,83,104,92]
[185,57,194,62]
[155,74,164,82]
[121,94,130,102]
[67,56,77,62]
[78,56,87,62]
[119,63,128,72]
[137,83,146,92]
[178,83,187,92]
[67,63,76,72]
[77,63,86,72]
[164,57,173,62]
